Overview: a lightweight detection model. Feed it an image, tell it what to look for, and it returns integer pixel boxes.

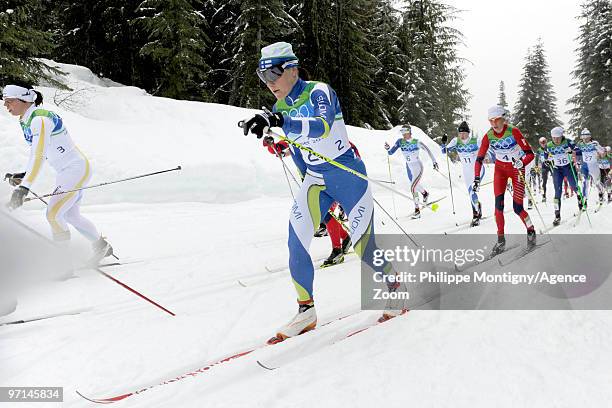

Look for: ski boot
[321,247,344,267]
[314,223,328,237]
[477,202,483,219]
[552,213,561,226]
[490,235,506,258]
[378,278,408,323]
[470,205,481,227]
[341,236,352,255]
[268,303,317,344]
[90,237,114,265]
[411,208,421,219]
[527,229,537,250]
[422,190,429,204]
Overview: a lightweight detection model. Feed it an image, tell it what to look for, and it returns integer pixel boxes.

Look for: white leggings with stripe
[46,158,100,242]
[405,160,426,206]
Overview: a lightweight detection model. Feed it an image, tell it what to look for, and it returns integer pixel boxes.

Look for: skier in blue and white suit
[440,121,487,225]
[576,128,605,206]
[241,42,402,342]
[385,124,438,218]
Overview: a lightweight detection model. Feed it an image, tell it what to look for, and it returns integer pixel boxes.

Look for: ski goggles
[256,60,298,83]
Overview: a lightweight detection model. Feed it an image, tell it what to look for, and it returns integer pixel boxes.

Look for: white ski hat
[580,128,591,137]
[259,42,299,70]
[487,105,507,120]
[550,126,564,138]
[1,84,37,103]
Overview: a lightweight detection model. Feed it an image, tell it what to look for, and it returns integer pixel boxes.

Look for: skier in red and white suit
[473,105,536,255]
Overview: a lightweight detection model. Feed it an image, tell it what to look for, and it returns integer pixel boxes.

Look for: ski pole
[567,153,591,227]
[94,268,175,316]
[372,197,419,247]
[270,147,351,233]
[28,189,49,205]
[386,155,398,219]
[442,154,456,215]
[24,166,182,202]
[3,174,48,205]
[249,127,439,212]
[513,160,547,233]
[267,141,295,200]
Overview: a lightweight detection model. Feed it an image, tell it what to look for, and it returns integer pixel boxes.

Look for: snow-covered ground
[1,63,611,407]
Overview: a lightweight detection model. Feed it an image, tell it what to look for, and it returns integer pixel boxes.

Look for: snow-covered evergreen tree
[369,0,405,127]
[397,0,468,136]
[0,1,62,86]
[498,81,508,108]
[53,0,143,86]
[567,0,612,143]
[200,0,239,105]
[513,40,560,141]
[136,0,210,100]
[226,0,298,109]
[332,0,383,127]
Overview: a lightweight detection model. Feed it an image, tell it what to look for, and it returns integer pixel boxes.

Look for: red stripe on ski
[76,311,361,403]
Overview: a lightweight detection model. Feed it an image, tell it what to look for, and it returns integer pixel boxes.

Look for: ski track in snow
[1,62,612,407]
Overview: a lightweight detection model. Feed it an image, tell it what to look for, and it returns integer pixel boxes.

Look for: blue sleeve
[441,138,457,154]
[388,139,401,155]
[282,85,336,139]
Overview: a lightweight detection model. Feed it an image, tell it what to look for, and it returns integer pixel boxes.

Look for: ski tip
[256,360,277,371]
[76,390,132,404]
[237,280,248,287]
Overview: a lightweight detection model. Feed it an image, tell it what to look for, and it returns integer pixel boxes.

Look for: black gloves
[473,176,481,192]
[441,134,448,144]
[242,108,284,139]
[4,172,26,187]
[8,186,29,210]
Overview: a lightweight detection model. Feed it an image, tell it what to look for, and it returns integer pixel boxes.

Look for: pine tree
[397,0,468,136]
[513,40,561,141]
[568,0,612,143]
[288,0,335,84]
[200,0,240,104]
[368,0,405,127]
[226,0,298,109]
[0,1,63,86]
[332,0,384,127]
[53,1,143,86]
[136,0,210,100]
[498,81,508,108]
